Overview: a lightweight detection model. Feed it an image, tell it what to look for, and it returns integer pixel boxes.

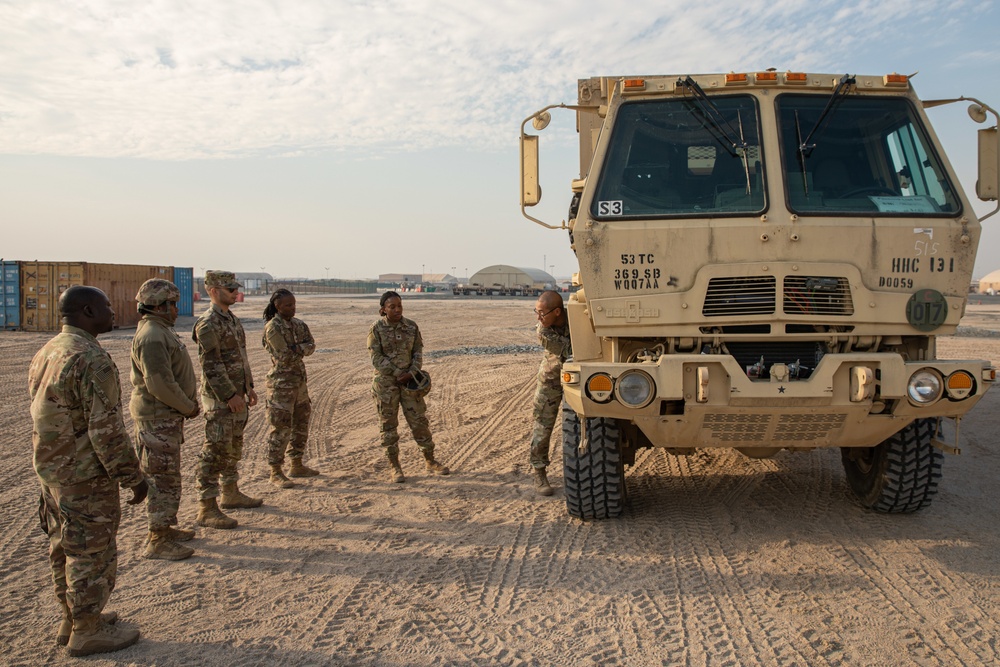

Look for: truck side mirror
[977,126,998,201]
[521,134,541,206]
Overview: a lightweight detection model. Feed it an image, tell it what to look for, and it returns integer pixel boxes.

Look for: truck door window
[777,95,960,215]
[592,96,765,218]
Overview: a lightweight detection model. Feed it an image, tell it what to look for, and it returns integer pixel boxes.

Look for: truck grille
[702,275,852,317]
[703,412,847,444]
[703,277,776,316]
[783,276,853,315]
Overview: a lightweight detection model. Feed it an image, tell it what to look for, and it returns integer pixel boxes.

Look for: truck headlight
[615,370,655,408]
[586,373,614,403]
[907,369,943,405]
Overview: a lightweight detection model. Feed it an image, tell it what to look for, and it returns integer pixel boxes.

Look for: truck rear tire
[562,403,626,520]
[841,418,943,513]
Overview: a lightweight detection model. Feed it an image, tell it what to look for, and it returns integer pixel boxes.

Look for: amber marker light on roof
[785,72,808,84]
[755,71,778,84]
[623,78,646,90]
[884,73,909,87]
[725,72,748,85]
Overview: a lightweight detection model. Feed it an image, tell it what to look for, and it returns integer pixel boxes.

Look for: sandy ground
[1,295,999,666]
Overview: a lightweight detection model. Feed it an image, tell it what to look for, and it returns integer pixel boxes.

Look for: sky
[1,0,999,281]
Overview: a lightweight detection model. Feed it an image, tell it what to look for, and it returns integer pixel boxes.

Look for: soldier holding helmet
[367,290,450,482]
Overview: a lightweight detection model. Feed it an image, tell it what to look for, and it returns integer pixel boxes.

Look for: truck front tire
[841,418,943,513]
[562,403,626,520]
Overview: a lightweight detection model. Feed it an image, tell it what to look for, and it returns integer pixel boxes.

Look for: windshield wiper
[678,76,752,193]
[798,73,856,158]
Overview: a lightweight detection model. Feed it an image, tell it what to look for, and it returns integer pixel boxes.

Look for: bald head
[60,286,115,336]
[535,290,567,328]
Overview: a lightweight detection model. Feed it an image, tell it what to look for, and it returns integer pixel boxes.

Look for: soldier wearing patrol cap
[192,270,262,529]
[30,285,148,656]
[130,278,200,560]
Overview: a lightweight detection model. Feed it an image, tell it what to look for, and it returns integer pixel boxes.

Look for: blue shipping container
[174,267,194,317]
[1,260,19,330]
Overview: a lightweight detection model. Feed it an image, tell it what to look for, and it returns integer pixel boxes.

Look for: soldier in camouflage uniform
[529,290,571,496]
[262,288,319,488]
[130,279,201,561]
[367,291,450,482]
[192,270,262,530]
[29,285,148,657]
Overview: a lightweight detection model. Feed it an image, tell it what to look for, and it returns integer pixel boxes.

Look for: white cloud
[0,0,987,159]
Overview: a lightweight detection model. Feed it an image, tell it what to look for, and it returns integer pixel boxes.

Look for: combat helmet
[403,369,432,398]
[136,279,181,310]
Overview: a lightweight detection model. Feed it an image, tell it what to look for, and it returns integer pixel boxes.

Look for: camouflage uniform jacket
[130,313,198,421]
[537,321,572,380]
[263,316,315,386]
[192,303,254,407]
[367,316,423,386]
[29,325,144,489]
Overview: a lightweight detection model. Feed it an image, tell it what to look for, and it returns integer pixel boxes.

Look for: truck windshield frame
[776,94,962,216]
[591,96,767,220]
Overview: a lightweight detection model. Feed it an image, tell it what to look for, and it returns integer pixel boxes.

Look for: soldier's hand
[247,388,258,407]
[127,479,149,505]
[186,404,201,419]
[397,372,413,385]
[227,394,247,413]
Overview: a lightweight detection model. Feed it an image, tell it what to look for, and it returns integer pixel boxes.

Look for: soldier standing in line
[130,279,201,560]
[529,290,571,497]
[262,288,320,488]
[193,270,262,530]
[367,291,450,483]
[29,285,148,657]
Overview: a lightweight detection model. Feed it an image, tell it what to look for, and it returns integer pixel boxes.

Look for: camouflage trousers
[135,418,184,531]
[39,476,120,625]
[266,380,311,465]
[196,408,248,500]
[529,363,564,469]
[373,381,434,458]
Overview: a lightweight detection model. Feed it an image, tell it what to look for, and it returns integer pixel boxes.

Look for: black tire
[841,418,943,513]
[562,403,626,520]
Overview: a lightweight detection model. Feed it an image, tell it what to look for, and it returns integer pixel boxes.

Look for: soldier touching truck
[529,290,571,497]
[130,279,201,561]
[29,285,148,656]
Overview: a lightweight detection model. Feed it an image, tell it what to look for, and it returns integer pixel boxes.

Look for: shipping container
[173,267,194,317]
[19,261,86,331]
[1,260,19,330]
[18,261,173,331]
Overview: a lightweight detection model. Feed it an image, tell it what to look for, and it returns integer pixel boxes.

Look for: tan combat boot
[57,606,117,647]
[196,498,238,529]
[166,526,195,542]
[388,453,405,483]
[270,464,295,489]
[143,528,194,561]
[220,481,264,508]
[288,457,320,477]
[534,468,554,496]
[424,451,450,476]
[67,615,140,657]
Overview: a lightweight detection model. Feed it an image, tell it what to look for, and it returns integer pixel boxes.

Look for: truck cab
[521,71,999,519]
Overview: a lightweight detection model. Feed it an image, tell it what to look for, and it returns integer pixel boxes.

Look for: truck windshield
[591,96,765,218]
[777,94,961,215]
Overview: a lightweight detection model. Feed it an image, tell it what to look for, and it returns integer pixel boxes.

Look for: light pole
[324,266,330,280]
[422,264,425,282]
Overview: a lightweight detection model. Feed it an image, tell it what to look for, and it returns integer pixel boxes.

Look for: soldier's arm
[298,321,316,357]
[263,320,298,364]
[195,319,239,401]
[82,355,144,489]
[367,326,399,378]
[137,337,199,415]
[410,324,424,373]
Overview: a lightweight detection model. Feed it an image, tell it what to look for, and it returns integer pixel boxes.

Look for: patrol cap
[205,270,242,289]
[135,278,181,307]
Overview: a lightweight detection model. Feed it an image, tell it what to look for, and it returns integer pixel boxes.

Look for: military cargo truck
[520,71,999,519]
